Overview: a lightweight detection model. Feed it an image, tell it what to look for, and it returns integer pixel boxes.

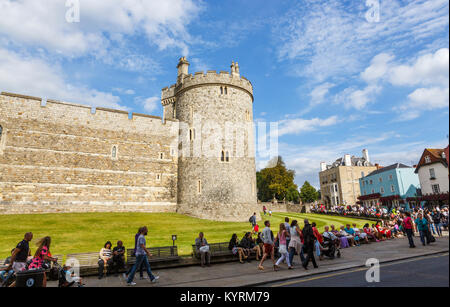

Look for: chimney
[344,154,351,166]
[320,162,327,172]
[177,56,190,80]
[362,149,370,163]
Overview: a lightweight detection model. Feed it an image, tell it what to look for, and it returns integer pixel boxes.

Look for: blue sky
[0,0,448,188]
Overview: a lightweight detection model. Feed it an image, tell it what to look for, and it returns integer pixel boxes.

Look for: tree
[299,181,319,204]
[256,156,300,203]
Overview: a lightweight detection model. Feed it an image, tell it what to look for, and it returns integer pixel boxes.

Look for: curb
[241,249,449,287]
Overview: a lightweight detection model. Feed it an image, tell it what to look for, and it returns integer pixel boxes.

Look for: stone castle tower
[161,57,259,221]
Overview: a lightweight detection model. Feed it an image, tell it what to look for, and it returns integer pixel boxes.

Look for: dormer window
[425,155,431,163]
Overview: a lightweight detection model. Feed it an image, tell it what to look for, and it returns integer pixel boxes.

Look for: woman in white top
[288,220,305,266]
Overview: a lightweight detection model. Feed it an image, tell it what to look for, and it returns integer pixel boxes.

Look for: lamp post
[171,235,177,256]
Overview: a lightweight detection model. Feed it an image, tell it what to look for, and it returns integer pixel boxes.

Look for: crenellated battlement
[161,61,254,104]
[0,92,178,132]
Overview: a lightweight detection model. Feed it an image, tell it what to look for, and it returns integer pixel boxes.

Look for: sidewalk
[48,234,449,287]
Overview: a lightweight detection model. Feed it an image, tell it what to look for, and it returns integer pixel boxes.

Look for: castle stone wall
[0,92,179,214]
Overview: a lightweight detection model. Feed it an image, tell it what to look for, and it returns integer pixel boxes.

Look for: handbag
[278,244,287,254]
[199,245,210,253]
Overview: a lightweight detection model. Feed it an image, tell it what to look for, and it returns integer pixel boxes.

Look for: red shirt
[403,217,413,229]
[313,227,323,244]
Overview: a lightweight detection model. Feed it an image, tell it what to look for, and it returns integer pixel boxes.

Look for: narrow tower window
[111,146,117,159]
[225,151,230,162]
[197,180,202,195]
[159,152,164,160]
[221,150,225,162]
[0,125,3,142]
[220,87,223,95]
[224,87,228,95]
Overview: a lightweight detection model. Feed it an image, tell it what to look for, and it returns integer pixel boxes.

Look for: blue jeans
[289,246,305,265]
[434,223,442,237]
[419,229,430,245]
[405,228,415,247]
[127,254,155,283]
[0,269,14,285]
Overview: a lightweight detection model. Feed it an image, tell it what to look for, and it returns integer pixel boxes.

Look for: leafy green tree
[299,181,319,204]
[256,156,300,203]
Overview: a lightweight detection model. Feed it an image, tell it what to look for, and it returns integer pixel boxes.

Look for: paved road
[265,253,449,287]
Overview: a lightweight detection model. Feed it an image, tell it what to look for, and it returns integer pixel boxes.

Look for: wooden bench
[192,242,259,263]
[65,252,100,268]
[192,242,232,259]
[126,246,180,267]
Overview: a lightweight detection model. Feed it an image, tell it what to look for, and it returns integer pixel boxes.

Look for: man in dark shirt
[112,241,126,276]
[6,232,33,273]
[302,220,318,270]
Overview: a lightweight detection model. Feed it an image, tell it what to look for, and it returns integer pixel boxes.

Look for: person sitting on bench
[195,232,211,267]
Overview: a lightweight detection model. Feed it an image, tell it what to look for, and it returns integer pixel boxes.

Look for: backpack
[249,216,253,223]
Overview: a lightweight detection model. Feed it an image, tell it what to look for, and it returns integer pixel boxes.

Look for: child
[59,265,85,287]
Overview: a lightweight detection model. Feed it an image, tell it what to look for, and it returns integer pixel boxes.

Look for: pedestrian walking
[402,212,416,248]
[274,223,292,270]
[415,212,431,246]
[126,226,159,286]
[288,220,305,266]
[258,221,275,271]
[302,219,318,270]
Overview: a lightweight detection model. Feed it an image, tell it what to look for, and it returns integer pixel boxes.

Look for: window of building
[429,168,436,179]
[220,87,223,95]
[173,103,176,118]
[379,177,382,183]
[380,187,384,194]
[391,185,395,193]
[197,180,202,195]
[425,155,431,163]
[189,128,196,141]
[225,151,230,162]
[221,150,225,162]
[389,174,393,180]
[159,152,164,160]
[432,184,440,194]
[224,87,228,95]
[156,174,161,181]
[0,125,2,142]
[442,152,447,159]
[362,181,365,187]
[369,180,373,185]
[371,189,375,194]
[361,171,365,177]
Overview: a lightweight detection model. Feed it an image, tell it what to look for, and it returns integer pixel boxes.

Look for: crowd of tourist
[1,206,447,287]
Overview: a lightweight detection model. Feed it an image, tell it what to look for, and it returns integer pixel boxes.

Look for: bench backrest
[66,252,99,267]
[126,246,178,262]
[192,242,231,255]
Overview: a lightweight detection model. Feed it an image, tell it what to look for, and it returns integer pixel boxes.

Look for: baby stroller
[321,236,341,259]
[53,262,84,288]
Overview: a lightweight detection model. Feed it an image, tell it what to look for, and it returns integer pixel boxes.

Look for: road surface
[264,253,449,287]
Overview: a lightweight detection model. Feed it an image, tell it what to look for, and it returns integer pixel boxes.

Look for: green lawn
[0,212,372,259]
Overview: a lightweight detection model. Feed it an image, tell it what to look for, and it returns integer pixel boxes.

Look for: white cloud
[361,53,395,83]
[407,87,449,110]
[141,97,160,113]
[278,116,339,136]
[334,84,382,110]
[0,0,203,57]
[0,48,126,110]
[389,48,449,87]
[275,0,449,82]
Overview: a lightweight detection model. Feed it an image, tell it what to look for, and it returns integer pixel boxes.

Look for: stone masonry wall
[0,92,179,214]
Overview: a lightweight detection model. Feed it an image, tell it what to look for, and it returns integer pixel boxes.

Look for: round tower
[161,57,259,222]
